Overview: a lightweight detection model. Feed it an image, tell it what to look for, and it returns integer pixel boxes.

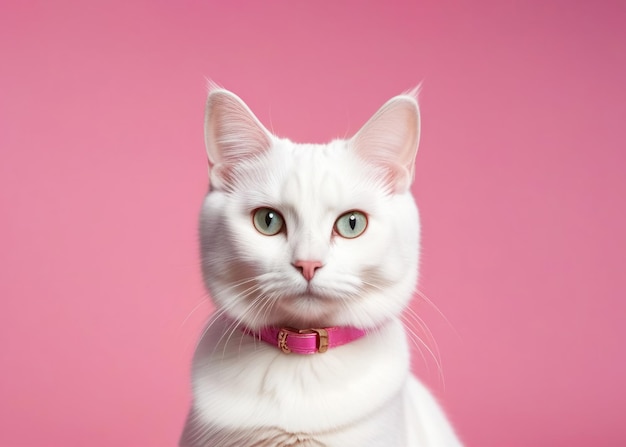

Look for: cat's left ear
[204,88,273,189]
[349,91,420,193]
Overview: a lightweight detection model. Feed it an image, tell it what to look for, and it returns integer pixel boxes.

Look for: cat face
[199,89,421,330]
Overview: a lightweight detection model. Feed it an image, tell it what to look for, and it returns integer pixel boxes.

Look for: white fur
[181,89,462,446]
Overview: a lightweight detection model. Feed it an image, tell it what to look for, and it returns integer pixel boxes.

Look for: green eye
[335,211,368,239]
[253,208,284,236]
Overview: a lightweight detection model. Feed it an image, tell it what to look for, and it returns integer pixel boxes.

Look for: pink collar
[244,325,367,355]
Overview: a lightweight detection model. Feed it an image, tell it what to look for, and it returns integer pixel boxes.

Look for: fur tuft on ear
[349,91,421,193]
[204,87,272,189]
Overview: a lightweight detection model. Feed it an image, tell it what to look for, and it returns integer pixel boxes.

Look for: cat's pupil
[265,212,274,227]
[349,214,356,230]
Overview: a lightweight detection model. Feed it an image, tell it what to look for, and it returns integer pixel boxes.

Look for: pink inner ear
[350,95,420,193]
[384,164,411,193]
[210,164,235,189]
[204,89,272,188]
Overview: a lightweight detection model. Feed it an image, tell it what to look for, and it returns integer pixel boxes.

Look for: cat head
[199,88,421,330]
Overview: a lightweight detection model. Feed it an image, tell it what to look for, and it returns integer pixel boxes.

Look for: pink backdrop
[2,1,625,446]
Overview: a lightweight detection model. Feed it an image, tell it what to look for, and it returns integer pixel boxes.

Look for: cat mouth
[276,291,340,322]
[285,291,331,303]
[294,284,341,301]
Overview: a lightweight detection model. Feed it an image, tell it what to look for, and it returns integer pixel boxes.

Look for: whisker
[401,307,446,387]
[215,285,265,359]
[414,288,461,340]
[180,295,212,330]
[347,279,447,386]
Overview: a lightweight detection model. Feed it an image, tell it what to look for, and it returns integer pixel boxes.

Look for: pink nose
[293,260,323,281]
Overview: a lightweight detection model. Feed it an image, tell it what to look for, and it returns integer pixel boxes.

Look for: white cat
[180,87,463,447]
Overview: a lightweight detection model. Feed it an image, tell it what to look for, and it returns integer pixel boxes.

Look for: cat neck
[242,325,368,355]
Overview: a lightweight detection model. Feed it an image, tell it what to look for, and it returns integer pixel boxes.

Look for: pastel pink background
[1,1,625,446]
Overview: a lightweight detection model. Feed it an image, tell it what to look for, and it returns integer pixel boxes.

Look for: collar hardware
[278,327,329,354]
[243,324,366,355]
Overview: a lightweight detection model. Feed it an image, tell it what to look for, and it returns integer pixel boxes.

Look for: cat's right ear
[204,88,272,189]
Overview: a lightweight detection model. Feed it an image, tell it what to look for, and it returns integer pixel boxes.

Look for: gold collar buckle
[277,327,329,354]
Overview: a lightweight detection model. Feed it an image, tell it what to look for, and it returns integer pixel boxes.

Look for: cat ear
[204,88,273,189]
[349,92,421,193]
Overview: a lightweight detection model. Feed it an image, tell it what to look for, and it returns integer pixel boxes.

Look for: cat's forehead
[282,143,341,199]
[237,139,384,213]
[281,141,378,207]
